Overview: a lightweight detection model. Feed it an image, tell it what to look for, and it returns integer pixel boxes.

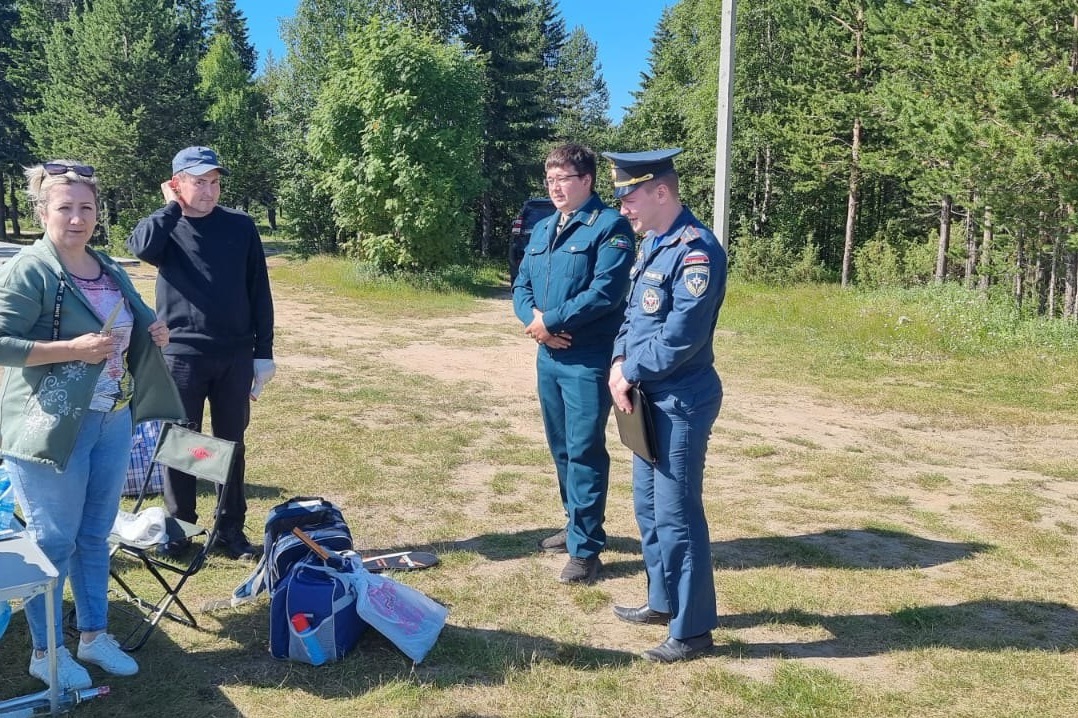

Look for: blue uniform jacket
[512,193,635,350]
[613,207,727,390]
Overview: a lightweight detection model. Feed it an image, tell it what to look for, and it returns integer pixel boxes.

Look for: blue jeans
[6,407,132,650]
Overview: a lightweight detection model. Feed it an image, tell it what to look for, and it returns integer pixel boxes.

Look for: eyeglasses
[43,162,95,178]
[544,174,582,188]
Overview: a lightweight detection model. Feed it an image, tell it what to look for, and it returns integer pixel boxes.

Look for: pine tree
[25,0,205,228]
[550,28,611,153]
[198,33,268,210]
[0,0,25,238]
[461,0,548,256]
[212,0,257,76]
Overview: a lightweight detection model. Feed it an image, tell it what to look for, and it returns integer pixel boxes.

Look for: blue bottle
[290,613,327,666]
[0,463,16,534]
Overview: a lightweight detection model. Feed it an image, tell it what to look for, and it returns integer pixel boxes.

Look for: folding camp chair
[108,422,238,650]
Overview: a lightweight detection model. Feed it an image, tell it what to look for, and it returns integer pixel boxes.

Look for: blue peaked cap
[601,148,682,198]
[172,146,231,176]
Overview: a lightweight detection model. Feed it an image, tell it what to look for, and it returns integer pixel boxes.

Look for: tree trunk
[762,144,772,230]
[1034,227,1050,316]
[841,116,861,288]
[267,203,277,232]
[935,194,951,283]
[1013,230,1024,310]
[751,146,772,236]
[840,6,865,287]
[963,200,977,287]
[1066,203,1077,320]
[480,193,492,258]
[0,172,7,242]
[977,205,992,291]
[9,179,21,238]
[1047,230,1062,318]
[751,150,761,235]
[1064,244,1077,320]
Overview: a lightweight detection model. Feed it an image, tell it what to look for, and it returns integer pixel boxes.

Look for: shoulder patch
[683,250,709,265]
[684,263,709,297]
[609,235,632,251]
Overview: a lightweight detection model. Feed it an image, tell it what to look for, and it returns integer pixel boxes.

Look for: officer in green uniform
[605,148,727,662]
[513,143,635,584]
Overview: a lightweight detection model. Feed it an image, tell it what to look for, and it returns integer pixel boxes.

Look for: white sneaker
[77,633,139,676]
[28,646,92,690]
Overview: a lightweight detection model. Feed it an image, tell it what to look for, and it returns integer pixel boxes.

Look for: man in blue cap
[603,148,727,662]
[513,143,635,584]
[127,146,276,561]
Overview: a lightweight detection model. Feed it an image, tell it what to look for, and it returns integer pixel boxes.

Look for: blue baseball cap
[601,148,682,198]
[171,146,231,176]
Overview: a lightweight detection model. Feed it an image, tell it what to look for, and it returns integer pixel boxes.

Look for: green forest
[1,0,1077,320]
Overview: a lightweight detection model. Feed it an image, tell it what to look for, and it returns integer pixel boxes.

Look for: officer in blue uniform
[513,143,635,584]
[604,148,727,662]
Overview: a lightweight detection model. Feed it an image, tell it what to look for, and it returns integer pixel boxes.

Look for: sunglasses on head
[43,162,95,178]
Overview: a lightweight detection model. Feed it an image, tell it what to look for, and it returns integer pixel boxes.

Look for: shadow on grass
[447,527,989,574]
[160,608,634,702]
[721,599,1078,658]
[445,528,643,562]
[714,528,992,570]
[51,590,630,715]
[0,601,243,718]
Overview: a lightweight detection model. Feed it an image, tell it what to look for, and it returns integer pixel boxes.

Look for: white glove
[251,358,276,400]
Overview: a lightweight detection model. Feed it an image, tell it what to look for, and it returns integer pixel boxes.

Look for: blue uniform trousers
[536,345,612,558]
[633,371,722,639]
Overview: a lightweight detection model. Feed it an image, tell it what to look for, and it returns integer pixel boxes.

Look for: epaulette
[584,210,599,226]
[679,225,701,245]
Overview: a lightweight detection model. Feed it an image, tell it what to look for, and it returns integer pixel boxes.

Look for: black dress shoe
[211,528,261,561]
[641,633,713,663]
[613,604,672,625]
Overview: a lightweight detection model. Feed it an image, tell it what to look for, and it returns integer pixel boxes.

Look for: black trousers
[163,353,252,530]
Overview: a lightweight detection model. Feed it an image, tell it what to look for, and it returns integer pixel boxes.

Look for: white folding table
[0,531,61,715]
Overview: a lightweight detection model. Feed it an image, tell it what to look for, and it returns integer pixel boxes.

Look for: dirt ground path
[269,289,1078,508]
[256,286,1078,680]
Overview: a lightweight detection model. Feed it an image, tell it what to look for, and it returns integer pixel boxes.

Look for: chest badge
[641,287,661,314]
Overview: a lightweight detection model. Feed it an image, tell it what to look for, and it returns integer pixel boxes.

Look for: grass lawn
[0,257,1075,717]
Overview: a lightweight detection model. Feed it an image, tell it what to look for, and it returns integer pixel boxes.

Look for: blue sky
[233,0,674,124]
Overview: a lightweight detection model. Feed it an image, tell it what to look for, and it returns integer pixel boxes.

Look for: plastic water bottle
[0,463,16,533]
[0,685,109,716]
[290,613,327,666]
[0,600,10,641]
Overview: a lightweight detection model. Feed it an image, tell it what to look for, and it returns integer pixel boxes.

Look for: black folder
[614,386,657,463]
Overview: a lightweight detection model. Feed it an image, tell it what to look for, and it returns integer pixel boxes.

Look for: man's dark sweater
[127,202,274,359]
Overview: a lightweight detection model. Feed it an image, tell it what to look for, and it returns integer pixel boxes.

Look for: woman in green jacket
[0,162,184,690]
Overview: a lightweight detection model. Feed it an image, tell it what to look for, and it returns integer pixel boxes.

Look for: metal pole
[713,0,737,251]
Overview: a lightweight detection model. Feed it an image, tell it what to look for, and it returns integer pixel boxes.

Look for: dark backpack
[231,496,353,604]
